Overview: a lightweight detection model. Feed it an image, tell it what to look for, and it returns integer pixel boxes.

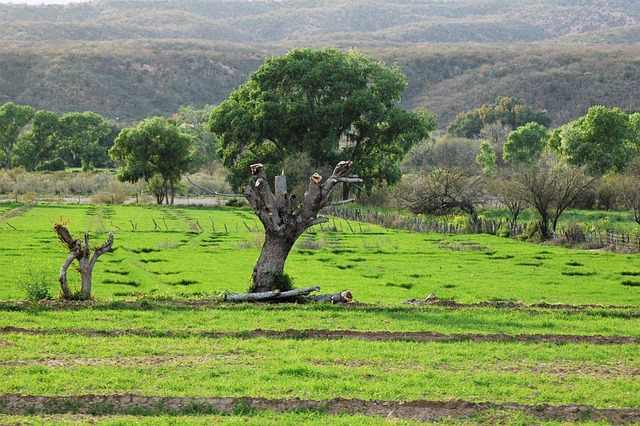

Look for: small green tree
[503,122,549,166]
[0,102,35,169]
[110,117,192,204]
[476,141,497,176]
[172,105,218,173]
[447,97,550,138]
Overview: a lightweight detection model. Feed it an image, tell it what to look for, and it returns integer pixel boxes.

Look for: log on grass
[222,286,353,303]
[307,289,353,304]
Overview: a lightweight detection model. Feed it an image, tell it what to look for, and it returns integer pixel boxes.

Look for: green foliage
[35,157,66,172]
[17,270,52,302]
[447,97,550,138]
[57,111,110,171]
[211,47,435,192]
[0,102,35,169]
[172,105,219,173]
[110,117,192,204]
[503,122,549,166]
[550,106,640,175]
[13,110,60,171]
[476,141,497,176]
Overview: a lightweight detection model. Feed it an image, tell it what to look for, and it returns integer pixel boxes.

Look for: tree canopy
[447,97,550,139]
[57,111,110,171]
[549,106,640,175]
[13,110,60,171]
[503,122,549,166]
[210,47,435,193]
[0,102,36,169]
[110,117,192,204]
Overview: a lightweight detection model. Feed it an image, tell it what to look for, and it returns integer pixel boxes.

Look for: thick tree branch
[250,163,282,229]
[58,253,77,299]
[89,232,114,269]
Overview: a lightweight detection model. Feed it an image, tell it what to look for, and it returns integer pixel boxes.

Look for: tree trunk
[242,161,362,293]
[250,231,296,293]
[79,258,93,299]
[54,225,114,300]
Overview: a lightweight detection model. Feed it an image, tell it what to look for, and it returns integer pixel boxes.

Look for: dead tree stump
[54,224,114,300]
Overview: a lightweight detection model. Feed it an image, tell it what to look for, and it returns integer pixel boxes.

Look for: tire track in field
[0,394,638,424]
[2,326,639,345]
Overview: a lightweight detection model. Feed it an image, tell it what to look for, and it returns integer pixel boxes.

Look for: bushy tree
[210,47,435,195]
[0,102,35,169]
[503,122,549,166]
[447,97,550,138]
[110,117,192,204]
[476,141,497,176]
[13,110,60,171]
[172,105,218,172]
[58,111,110,171]
[550,106,640,175]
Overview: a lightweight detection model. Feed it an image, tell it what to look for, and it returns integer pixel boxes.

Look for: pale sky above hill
[0,0,92,3]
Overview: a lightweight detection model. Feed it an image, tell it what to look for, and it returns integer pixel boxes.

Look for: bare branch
[250,164,282,229]
[185,175,244,197]
[306,216,329,229]
[90,232,114,269]
[329,198,357,206]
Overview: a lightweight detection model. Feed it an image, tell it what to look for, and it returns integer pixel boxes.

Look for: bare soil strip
[1,326,639,345]
[1,299,638,316]
[0,394,638,424]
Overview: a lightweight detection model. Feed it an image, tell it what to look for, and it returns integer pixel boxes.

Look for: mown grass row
[1,333,638,407]
[1,303,638,337]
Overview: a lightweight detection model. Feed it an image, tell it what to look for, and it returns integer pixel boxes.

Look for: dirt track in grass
[2,326,639,345]
[2,299,639,312]
[0,394,639,423]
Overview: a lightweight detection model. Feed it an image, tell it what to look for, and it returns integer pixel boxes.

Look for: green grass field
[1,203,639,424]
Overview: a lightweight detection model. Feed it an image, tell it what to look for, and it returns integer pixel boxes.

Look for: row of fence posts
[324,207,640,251]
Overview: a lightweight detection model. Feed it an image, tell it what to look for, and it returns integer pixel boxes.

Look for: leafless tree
[54,222,114,300]
[511,153,597,240]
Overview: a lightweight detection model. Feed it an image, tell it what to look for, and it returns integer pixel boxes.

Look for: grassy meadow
[0,203,639,304]
[0,202,639,424]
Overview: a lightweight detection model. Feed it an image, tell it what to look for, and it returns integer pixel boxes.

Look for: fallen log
[221,286,352,303]
[307,289,353,304]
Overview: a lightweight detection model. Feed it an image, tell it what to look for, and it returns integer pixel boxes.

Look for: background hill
[0,0,639,126]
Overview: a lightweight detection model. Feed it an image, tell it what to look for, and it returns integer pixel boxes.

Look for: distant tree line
[0,102,219,204]
[2,47,640,243]
[399,98,640,240]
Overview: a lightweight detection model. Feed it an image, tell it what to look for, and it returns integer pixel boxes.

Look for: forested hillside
[0,0,639,125]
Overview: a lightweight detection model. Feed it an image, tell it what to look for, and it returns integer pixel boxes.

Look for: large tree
[110,117,192,204]
[58,111,110,171]
[210,47,435,195]
[0,102,35,169]
[550,106,640,175]
[172,104,218,173]
[246,161,361,293]
[12,110,60,171]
